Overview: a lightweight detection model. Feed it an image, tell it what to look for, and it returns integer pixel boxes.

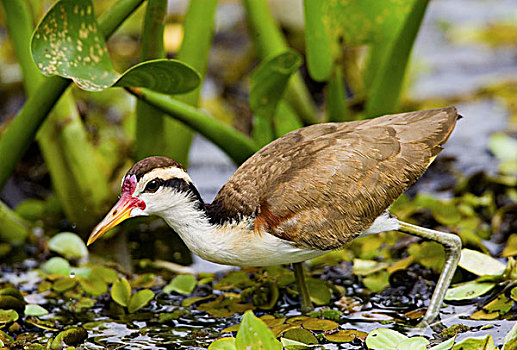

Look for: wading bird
[88,107,461,326]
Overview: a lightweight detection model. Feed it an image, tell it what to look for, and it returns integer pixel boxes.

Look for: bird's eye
[144,179,161,193]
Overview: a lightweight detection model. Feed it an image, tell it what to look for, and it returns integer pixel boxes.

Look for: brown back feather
[208,107,459,249]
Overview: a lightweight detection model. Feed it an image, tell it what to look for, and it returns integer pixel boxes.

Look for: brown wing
[208,107,459,250]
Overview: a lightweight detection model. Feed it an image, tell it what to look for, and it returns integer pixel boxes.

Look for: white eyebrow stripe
[135,167,193,193]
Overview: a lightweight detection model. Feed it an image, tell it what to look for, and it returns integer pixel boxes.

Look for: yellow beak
[87,196,137,246]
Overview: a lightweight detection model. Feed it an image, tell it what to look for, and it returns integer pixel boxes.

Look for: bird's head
[87,156,201,246]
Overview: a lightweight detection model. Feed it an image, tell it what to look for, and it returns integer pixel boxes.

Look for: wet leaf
[15,199,46,221]
[323,329,367,343]
[408,241,445,273]
[163,274,197,295]
[397,337,429,350]
[50,327,88,349]
[470,310,500,320]
[127,289,154,313]
[459,249,506,276]
[281,337,310,349]
[78,276,107,297]
[31,0,200,93]
[52,277,77,292]
[366,328,407,349]
[48,232,88,259]
[41,257,70,276]
[287,316,309,325]
[208,337,236,350]
[222,324,241,333]
[307,278,331,305]
[235,310,282,350]
[73,297,95,311]
[0,288,24,302]
[452,334,497,350]
[0,310,18,323]
[283,328,318,345]
[431,202,462,226]
[111,278,131,307]
[445,281,496,301]
[89,266,118,283]
[484,294,513,315]
[271,324,300,338]
[302,318,338,331]
[429,336,456,350]
[0,296,25,311]
[214,271,254,290]
[24,304,49,317]
[502,234,517,257]
[182,295,213,307]
[308,309,343,321]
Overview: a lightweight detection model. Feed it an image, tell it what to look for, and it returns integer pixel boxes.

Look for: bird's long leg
[397,220,462,327]
[292,262,314,314]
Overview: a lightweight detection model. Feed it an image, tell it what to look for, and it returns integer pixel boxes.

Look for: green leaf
[453,334,497,350]
[353,259,389,276]
[48,232,88,260]
[209,337,237,350]
[250,50,302,147]
[429,337,456,350]
[281,337,310,349]
[42,257,71,276]
[323,329,366,343]
[408,241,445,273]
[50,327,88,349]
[397,337,429,350]
[0,310,19,323]
[111,278,132,307]
[459,249,506,276]
[303,0,332,81]
[445,281,496,301]
[301,318,338,331]
[163,274,197,295]
[283,328,318,345]
[366,328,407,349]
[488,132,517,161]
[31,0,200,94]
[127,289,154,313]
[307,278,331,305]
[52,277,77,292]
[78,276,108,297]
[24,304,49,317]
[112,59,201,94]
[235,310,282,350]
[363,270,390,293]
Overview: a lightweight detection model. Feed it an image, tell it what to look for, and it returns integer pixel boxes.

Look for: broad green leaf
[273,102,303,138]
[459,249,506,276]
[408,241,445,273]
[323,330,366,343]
[15,199,46,221]
[488,132,517,161]
[51,327,88,349]
[89,266,118,283]
[453,334,497,350]
[397,337,429,350]
[366,328,407,349]
[363,270,390,293]
[78,276,107,297]
[445,281,496,301]
[214,271,254,290]
[48,232,88,259]
[353,259,388,276]
[208,337,237,350]
[283,328,318,345]
[52,277,77,292]
[0,310,18,323]
[127,289,154,313]
[0,296,25,311]
[429,337,456,350]
[111,278,131,307]
[31,0,200,93]
[301,318,338,331]
[250,50,302,147]
[163,274,197,295]
[307,278,331,305]
[303,0,332,81]
[235,310,282,350]
[41,257,70,276]
[24,304,49,317]
[281,337,310,349]
[503,322,517,350]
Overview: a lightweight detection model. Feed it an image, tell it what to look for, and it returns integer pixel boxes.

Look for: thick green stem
[127,87,258,164]
[0,0,145,194]
[162,0,218,166]
[135,0,168,160]
[326,65,350,122]
[243,0,317,124]
[0,201,29,244]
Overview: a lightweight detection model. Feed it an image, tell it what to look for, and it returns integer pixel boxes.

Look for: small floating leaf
[235,310,282,350]
[452,334,497,350]
[89,266,118,283]
[445,281,496,301]
[397,337,429,350]
[0,288,24,302]
[301,318,338,331]
[208,337,236,350]
[281,337,310,349]
[0,310,18,323]
[459,249,506,276]
[111,278,131,307]
[323,329,366,343]
[127,289,154,313]
[78,277,107,297]
[163,274,197,295]
[52,277,77,292]
[48,232,88,259]
[366,328,407,349]
[41,257,70,276]
[24,304,49,317]
[0,296,25,311]
[429,336,455,350]
[283,328,318,345]
[50,327,88,349]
